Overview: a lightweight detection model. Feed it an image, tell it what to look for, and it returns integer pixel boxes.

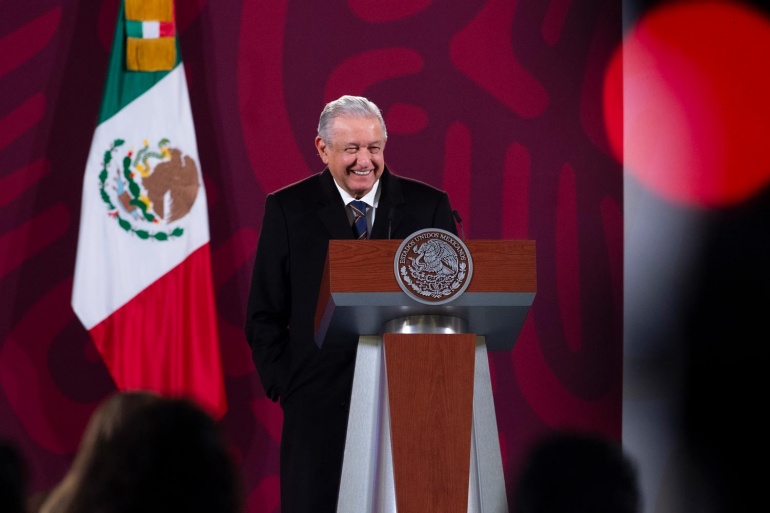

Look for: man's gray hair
[317,95,388,143]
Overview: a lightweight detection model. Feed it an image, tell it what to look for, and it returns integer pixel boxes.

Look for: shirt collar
[334,178,381,208]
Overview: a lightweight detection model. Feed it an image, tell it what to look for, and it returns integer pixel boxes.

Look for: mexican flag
[71,0,226,418]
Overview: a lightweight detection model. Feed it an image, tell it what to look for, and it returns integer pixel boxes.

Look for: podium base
[336,335,508,513]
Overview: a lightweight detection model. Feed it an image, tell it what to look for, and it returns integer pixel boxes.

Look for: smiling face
[315,115,386,199]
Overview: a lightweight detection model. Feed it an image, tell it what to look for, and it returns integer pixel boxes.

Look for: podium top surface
[314,239,536,351]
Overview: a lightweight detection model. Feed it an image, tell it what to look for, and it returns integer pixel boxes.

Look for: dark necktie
[349,200,368,239]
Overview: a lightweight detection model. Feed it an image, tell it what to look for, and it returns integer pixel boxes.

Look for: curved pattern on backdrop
[0,1,622,510]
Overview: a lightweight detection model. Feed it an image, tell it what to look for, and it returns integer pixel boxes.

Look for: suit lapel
[316,169,354,240]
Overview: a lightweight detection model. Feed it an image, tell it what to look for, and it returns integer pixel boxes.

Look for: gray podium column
[336,316,508,513]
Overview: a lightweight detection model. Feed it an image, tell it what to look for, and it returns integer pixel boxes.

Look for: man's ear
[315,136,328,164]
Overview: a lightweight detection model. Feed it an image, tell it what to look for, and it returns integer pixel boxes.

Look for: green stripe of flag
[98,0,181,124]
[125,20,144,38]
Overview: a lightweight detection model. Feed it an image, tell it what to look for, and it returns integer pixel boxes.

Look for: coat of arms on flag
[99,137,199,241]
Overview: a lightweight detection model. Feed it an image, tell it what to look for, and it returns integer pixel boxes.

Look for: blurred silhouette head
[42,391,242,513]
[40,391,163,513]
[514,430,640,513]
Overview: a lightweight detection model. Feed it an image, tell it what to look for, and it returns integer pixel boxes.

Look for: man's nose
[357,149,372,166]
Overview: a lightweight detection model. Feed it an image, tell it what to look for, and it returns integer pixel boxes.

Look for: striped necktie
[349,200,368,239]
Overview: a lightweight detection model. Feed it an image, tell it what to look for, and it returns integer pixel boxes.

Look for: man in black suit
[245,95,457,513]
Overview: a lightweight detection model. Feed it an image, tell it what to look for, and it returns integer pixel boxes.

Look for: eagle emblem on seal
[409,239,459,277]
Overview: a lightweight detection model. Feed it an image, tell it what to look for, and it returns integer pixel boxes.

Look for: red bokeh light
[604,1,770,207]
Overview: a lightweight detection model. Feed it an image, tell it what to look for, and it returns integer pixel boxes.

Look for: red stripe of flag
[159,21,175,37]
[88,243,226,419]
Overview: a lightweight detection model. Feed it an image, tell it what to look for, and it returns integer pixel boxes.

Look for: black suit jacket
[244,166,457,513]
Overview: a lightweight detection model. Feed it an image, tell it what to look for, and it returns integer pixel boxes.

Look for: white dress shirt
[333,179,382,237]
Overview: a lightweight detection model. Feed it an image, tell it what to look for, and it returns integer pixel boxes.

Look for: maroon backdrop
[0,1,622,511]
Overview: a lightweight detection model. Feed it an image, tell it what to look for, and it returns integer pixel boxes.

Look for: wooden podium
[314,238,536,513]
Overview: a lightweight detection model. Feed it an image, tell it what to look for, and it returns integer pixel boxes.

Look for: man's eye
[345,147,358,153]
[369,146,381,154]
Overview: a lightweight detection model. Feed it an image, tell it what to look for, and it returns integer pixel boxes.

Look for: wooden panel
[467,240,537,292]
[325,239,536,294]
[327,239,401,293]
[384,333,476,513]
